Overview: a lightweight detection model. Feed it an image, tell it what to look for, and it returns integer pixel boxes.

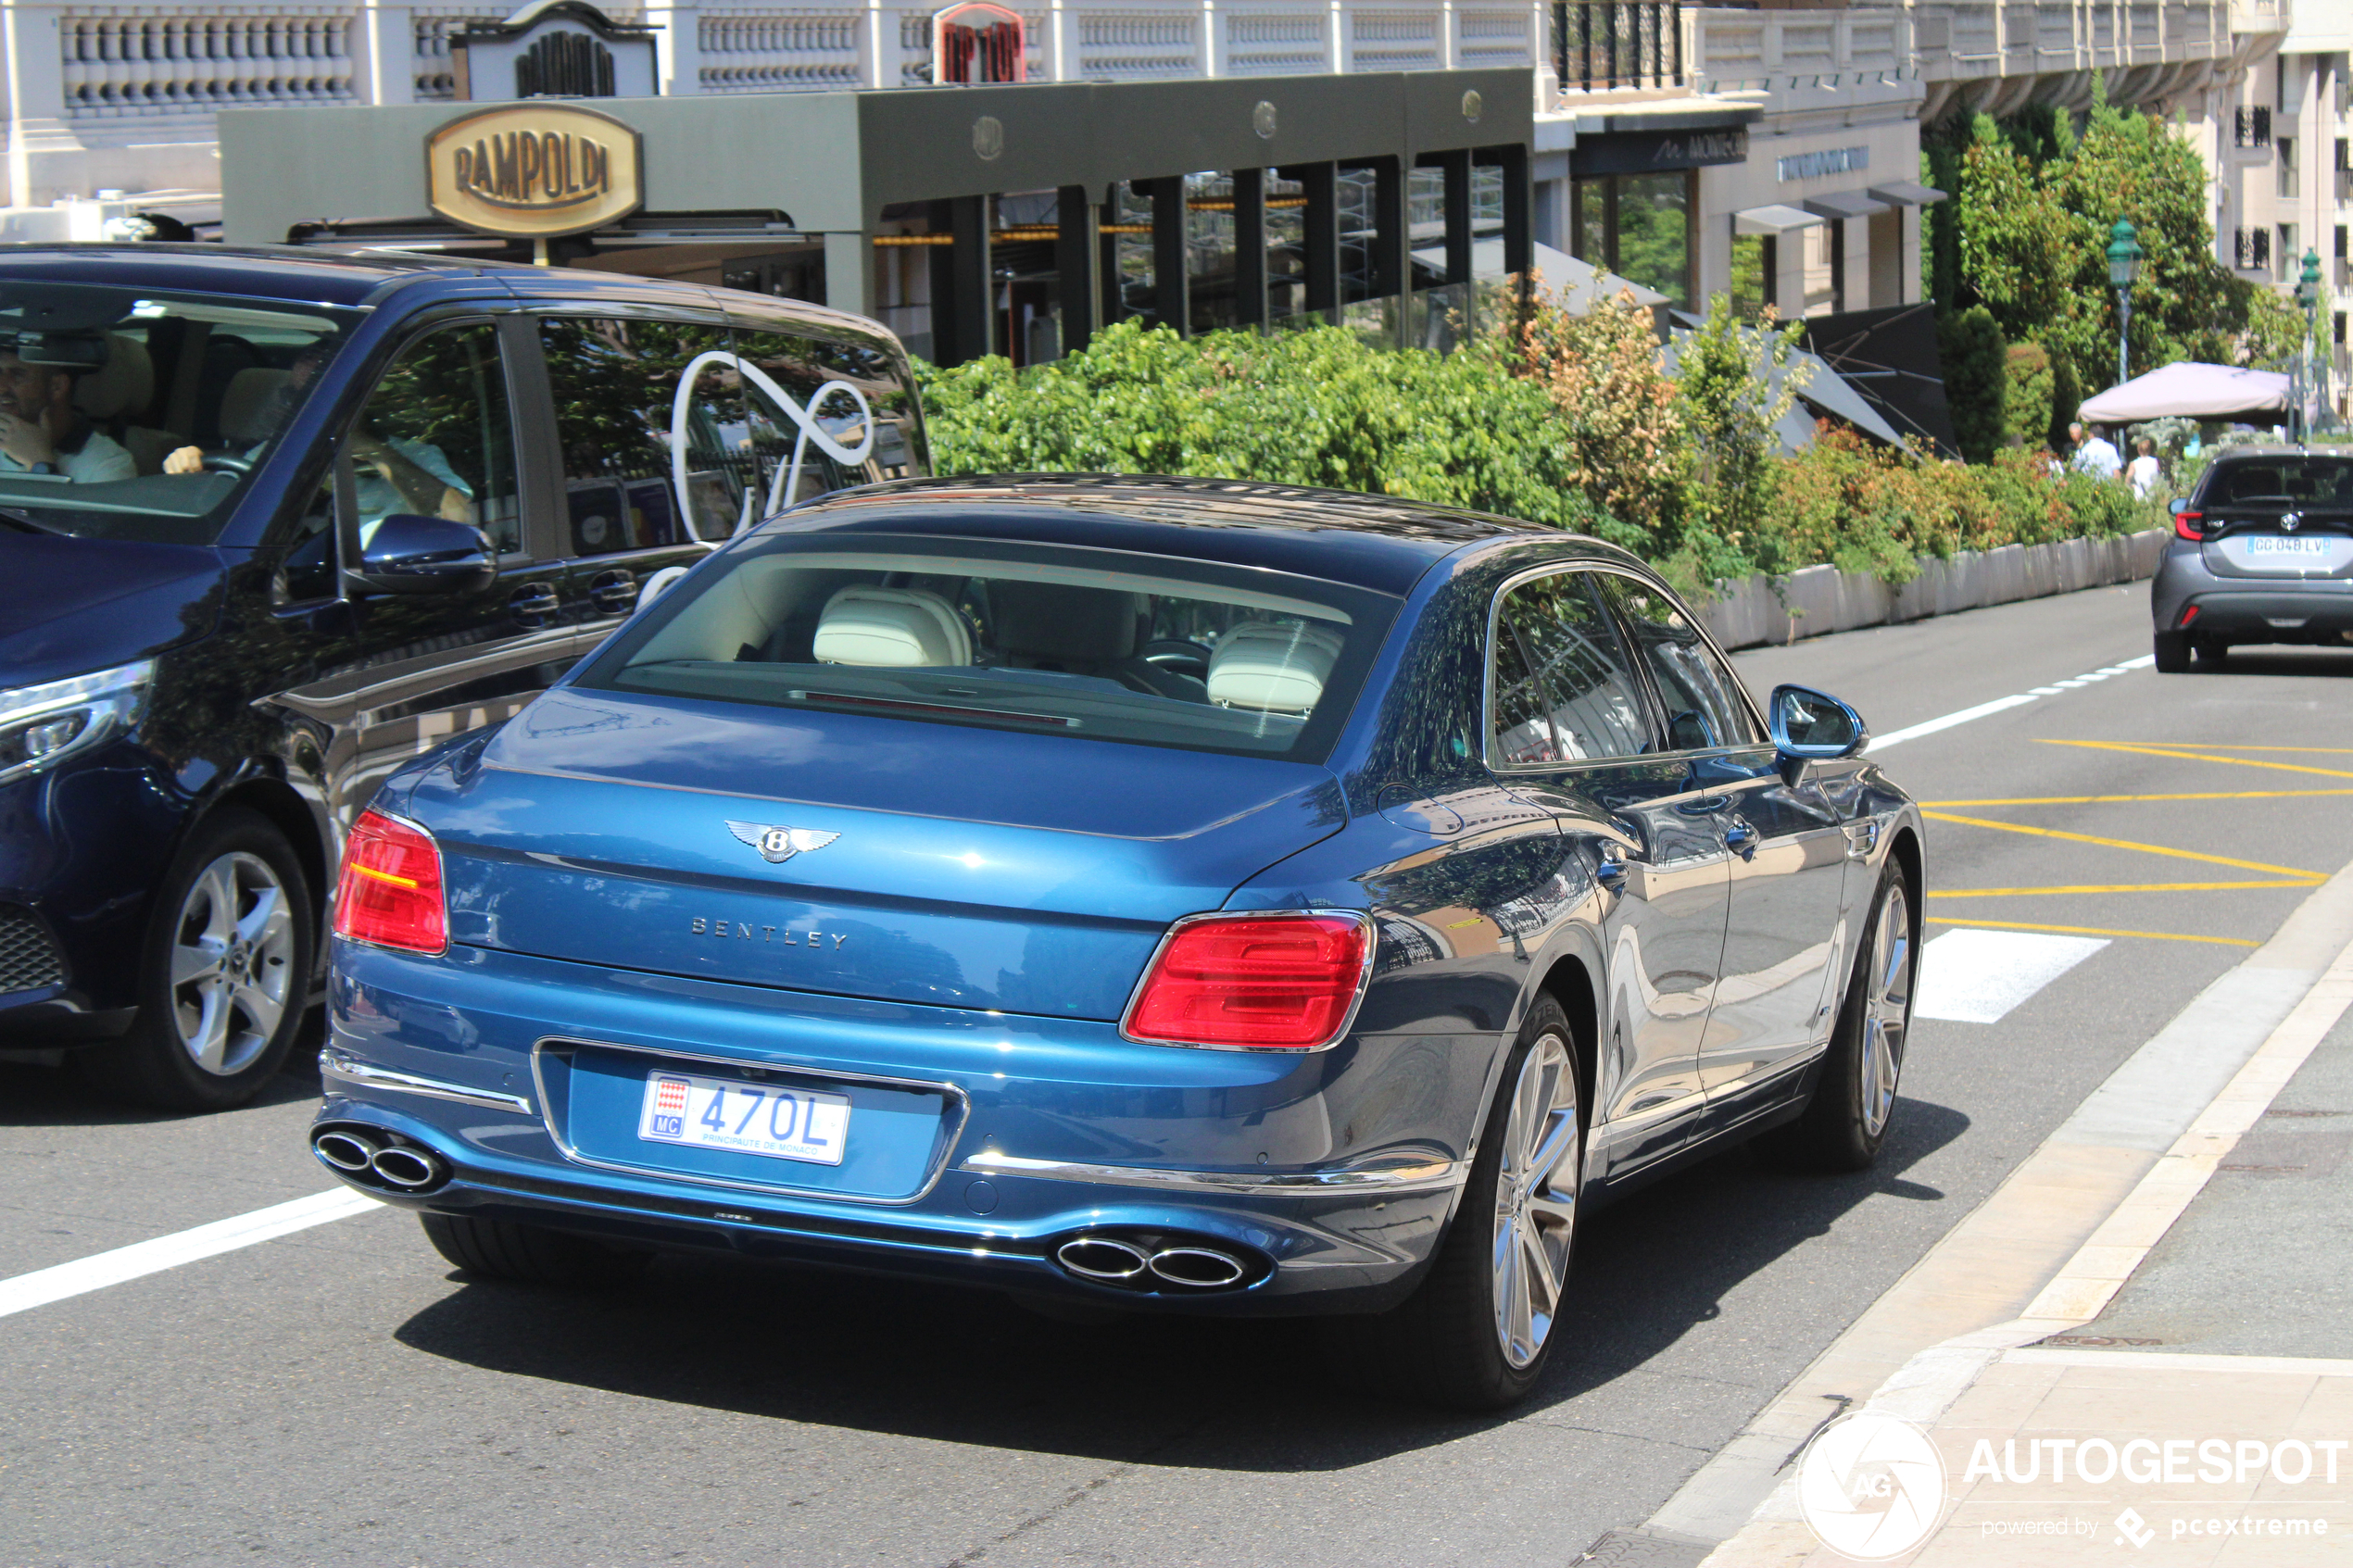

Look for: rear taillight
[333,809,447,955]
[1122,912,1373,1050]
[2174,509,2207,542]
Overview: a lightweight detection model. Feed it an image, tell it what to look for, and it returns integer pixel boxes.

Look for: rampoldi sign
[425,103,643,239]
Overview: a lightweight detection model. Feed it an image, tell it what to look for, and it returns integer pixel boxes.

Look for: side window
[730,326,921,508]
[1596,573,1766,751]
[1491,571,1653,767]
[347,323,520,553]
[539,317,748,555]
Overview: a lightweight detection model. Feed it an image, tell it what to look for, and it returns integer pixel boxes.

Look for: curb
[1630,851,2353,1562]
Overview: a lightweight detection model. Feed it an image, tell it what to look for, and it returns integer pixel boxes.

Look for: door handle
[1724,822,1760,858]
[508,582,560,626]
[589,569,639,614]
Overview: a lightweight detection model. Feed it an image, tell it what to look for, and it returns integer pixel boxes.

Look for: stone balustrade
[59,8,356,118]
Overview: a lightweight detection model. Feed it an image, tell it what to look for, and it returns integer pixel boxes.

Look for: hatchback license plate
[2246,537,2331,556]
[637,1071,849,1166]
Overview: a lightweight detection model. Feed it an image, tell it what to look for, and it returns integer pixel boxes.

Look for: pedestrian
[2126,436,2161,498]
[2070,420,2122,480]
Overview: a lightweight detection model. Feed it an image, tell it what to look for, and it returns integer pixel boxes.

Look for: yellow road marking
[2080,744,2353,755]
[2037,739,2353,782]
[1925,917,2259,947]
[1919,810,2322,879]
[1927,880,2322,898]
[1922,789,2353,806]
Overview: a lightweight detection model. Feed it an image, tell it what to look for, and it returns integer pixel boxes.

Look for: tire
[2193,635,2229,669]
[71,809,314,1112]
[1759,860,1916,1173]
[1346,996,1584,1411]
[418,1213,647,1286]
[2153,631,2190,673]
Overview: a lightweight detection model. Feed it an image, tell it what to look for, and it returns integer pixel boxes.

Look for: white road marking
[1914,928,2109,1023]
[0,1188,382,1321]
[1868,653,2156,753]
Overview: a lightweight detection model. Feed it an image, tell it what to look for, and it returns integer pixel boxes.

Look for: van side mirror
[351,514,496,596]
[1769,684,1869,760]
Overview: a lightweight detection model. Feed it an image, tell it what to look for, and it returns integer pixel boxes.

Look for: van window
[728,327,923,508]
[539,317,748,554]
[346,322,521,553]
[0,282,359,544]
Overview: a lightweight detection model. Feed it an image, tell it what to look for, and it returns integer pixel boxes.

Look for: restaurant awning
[1733,204,1824,235]
[1867,181,1949,207]
[1801,190,1889,222]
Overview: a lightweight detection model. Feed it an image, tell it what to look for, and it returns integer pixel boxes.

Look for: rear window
[2203,458,2353,507]
[574,533,1397,762]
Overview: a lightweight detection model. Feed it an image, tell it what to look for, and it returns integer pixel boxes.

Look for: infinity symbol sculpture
[668,351,877,542]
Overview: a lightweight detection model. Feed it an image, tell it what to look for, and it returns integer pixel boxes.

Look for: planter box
[1704,529,2168,651]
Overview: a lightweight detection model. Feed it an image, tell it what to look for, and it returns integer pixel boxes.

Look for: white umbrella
[2077,361,2291,422]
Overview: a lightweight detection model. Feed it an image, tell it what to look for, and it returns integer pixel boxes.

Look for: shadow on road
[389,1098,1969,1469]
[2185,648,2353,679]
[0,1005,324,1127]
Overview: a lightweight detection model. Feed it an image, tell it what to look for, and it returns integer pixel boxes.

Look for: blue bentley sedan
[313,476,1923,1408]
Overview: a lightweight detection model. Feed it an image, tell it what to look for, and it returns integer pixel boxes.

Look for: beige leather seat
[73,333,182,475]
[220,367,293,445]
[812,586,973,668]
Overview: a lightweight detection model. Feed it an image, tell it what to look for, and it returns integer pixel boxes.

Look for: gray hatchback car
[2155,449,2353,671]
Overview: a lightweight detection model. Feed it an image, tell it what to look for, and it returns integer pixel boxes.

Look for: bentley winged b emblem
[726,822,841,864]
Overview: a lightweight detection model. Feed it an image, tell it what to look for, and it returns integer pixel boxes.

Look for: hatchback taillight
[1122,912,1373,1050]
[333,809,447,955]
[2174,509,2208,542]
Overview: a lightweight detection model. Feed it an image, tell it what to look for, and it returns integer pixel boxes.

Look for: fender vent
[0,905,66,995]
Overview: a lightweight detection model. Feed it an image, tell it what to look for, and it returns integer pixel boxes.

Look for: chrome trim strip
[320,1050,535,1116]
[959,1148,1467,1193]
[1116,907,1378,1054]
[528,1035,970,1207]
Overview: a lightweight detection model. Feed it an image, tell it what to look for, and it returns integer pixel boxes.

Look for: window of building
[1730,231,1769,315]
[2279,137,2298,198]
[2279,223,2298,279]
[1567,171,1694,308]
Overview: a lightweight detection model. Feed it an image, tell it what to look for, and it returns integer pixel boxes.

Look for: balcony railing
[1554,1,1680,94]
[60,11,357,118]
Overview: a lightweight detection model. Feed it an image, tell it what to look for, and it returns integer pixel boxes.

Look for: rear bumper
[2152,542,2353,644]
[314,940,1500,1315]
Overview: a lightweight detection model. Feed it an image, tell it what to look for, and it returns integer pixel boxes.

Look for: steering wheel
[202,453,255,477]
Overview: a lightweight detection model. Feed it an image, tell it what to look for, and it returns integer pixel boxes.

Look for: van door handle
[508,583,560,626]
[588,570,639,614]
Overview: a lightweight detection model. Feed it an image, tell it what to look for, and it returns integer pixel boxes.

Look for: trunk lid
[412,688,1347,1019]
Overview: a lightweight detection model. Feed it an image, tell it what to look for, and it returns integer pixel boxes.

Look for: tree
[1955,116,2076,349]
[1938,307,2008,463]
[1678,295,1807,570]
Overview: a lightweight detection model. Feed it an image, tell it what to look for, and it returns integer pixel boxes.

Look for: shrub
[1937,305,2007,463]
[2004,342,2054,451]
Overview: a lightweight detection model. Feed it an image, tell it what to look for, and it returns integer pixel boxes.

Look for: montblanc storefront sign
[1572,125,1750,176]
[1778,145,1869,182]
[425,103,644,239]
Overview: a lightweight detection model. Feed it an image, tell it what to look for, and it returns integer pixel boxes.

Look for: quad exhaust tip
[1051,1232,1260,1293]
[310,1126,451,1193]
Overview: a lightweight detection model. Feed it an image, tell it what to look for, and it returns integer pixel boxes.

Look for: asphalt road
[6,582,2353,1568]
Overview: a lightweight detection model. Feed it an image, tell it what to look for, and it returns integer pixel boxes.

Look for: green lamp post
[2297,248,2325,436]
[2106,218,2143,389]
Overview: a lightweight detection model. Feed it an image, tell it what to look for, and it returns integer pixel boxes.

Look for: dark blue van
[0,245,927,1108]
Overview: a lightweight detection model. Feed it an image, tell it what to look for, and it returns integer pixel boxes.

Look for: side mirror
[1770,684,1869,760]
[2170,497,2192,516]
[352,514,497,596]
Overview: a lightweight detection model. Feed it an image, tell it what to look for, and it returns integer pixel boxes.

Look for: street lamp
[2106,218,2143,390]
[2296,248,2325,436]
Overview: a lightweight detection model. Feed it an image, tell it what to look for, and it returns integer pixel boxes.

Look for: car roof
[0,242,530,307]
[766,475,1622,596]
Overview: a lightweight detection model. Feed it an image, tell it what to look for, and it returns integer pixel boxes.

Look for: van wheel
[1759,861,1916,1173]
[2152,631,2189,673]
[1343,996,1583,1410]
[72,809,313,1112]
[420,1213,647,1286]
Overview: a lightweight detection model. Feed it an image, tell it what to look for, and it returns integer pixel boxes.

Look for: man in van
[0,339,135,483]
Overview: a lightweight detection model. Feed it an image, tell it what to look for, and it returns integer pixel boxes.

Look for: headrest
[71,333,150,420]
[220,367,292,444]
[812,585,973,668]
[1206,621,1343,715]
[988,580,1140,665]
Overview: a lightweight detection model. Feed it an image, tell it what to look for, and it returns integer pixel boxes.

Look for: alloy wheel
[169,850,296,1076]
[1860,884,1912,1138]
[1490,1030,1580,1370]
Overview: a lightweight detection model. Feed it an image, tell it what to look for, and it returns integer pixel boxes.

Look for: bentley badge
[727,822,840,864]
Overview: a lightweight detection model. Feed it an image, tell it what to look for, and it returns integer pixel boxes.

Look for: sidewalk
[1750,1002,2353,1566]
[1667,879,2353,1567]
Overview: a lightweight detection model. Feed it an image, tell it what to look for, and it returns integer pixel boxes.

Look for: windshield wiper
[0,506,63,535]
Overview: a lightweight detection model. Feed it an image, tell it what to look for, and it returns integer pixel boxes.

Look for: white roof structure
[2078,361,2292,422]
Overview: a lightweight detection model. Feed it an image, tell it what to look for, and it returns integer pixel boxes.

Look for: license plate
[636,1071,849,1166]
[2245,537,2332,556]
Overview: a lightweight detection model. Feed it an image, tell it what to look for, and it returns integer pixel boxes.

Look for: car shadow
[389,1098,1969,1471]
[2193,648,2353,678]
[0,1005,324,1127]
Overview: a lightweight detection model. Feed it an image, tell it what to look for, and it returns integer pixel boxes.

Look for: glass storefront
[1567,171,1692,308]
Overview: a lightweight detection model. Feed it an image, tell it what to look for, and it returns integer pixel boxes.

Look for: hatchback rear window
[575,533,1396,762]
[2204,458,2353,506]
